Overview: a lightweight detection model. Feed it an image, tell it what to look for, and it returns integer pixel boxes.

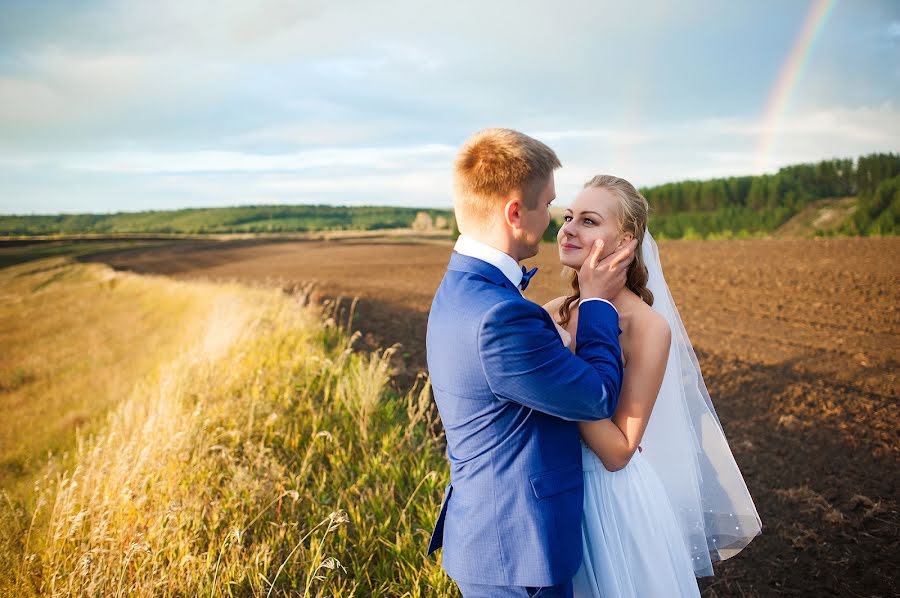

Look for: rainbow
[755,0,837,172]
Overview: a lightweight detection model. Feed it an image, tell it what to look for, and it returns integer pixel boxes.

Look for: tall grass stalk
[1,262,455,596]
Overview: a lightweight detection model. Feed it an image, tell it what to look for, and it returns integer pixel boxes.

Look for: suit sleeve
[478,299,624,421]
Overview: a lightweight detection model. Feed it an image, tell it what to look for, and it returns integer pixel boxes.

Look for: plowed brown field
[82,237,899,597]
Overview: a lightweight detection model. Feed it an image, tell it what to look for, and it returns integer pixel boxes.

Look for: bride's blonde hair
[558,175,654,327]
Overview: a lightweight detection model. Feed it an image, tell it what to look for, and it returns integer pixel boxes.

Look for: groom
[426,128,637,597]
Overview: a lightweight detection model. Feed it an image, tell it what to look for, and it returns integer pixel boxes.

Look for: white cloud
[0,77,64,125]
[311,41,444,79]
[534,128,657,145]
[888,21,900,39]
[701,103,900,144]
[258,171,450,195]
[546,102,900,203]
[62,143,454,174]
[227,121,386,147]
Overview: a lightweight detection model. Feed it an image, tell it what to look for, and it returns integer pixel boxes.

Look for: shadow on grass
[0,239,177,269]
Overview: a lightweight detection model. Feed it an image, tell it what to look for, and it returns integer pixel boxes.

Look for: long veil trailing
[639,230,762,577]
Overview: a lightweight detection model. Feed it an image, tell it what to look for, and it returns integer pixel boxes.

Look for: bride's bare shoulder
[541,296,567,319]
[632,301,671,346]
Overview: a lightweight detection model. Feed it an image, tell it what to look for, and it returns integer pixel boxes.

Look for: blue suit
[426,252,624,589]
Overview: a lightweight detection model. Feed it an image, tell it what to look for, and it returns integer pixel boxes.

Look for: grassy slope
[0,261,453,596]
[773,197,858,238]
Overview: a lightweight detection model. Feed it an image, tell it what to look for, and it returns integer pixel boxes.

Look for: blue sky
[0,0,898,214]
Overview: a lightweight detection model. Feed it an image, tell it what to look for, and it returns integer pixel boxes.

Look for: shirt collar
[453,235,523,288]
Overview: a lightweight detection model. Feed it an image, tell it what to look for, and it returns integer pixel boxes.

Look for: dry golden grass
[0,258,227,497]
[0,260,454,596]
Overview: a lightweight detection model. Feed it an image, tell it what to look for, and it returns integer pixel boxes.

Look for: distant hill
[0,205,455,237]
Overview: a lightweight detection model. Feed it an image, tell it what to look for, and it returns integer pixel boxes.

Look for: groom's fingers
[588,239,605,270]
[605,239,638,271]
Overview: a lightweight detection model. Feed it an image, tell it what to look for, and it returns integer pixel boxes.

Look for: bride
[543,175,762,597]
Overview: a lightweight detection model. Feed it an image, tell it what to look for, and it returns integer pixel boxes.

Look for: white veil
[639,230,762,577]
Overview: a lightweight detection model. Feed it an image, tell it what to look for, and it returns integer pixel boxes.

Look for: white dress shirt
[454,235,524,288]
[453,235,617,313]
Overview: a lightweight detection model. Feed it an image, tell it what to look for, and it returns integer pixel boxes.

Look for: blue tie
[519,266,538,291]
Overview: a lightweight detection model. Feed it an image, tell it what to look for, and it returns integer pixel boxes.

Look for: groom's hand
[578,238,638,300]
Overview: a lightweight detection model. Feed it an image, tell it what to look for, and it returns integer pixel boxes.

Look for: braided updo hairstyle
[558,175,653,327]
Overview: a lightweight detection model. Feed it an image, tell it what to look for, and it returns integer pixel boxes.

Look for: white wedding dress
[573,442,701,597]
[553,324,701,598]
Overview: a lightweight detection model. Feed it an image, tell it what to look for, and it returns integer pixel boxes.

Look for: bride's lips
[560,243,581,251]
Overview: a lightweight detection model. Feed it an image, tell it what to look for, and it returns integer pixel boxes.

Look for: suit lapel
[447,252,520,294]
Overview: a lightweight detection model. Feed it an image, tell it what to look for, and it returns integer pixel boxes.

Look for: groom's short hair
[454,128,561,228]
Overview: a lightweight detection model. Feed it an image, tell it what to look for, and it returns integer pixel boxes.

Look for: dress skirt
[573,444,701,598]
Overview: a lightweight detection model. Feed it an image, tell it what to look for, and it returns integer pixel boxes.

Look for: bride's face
[557,186,629,269]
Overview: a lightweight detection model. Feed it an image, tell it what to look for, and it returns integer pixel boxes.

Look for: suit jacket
[426,252,624,586]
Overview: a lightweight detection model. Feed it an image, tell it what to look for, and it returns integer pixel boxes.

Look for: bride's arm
[579,315,671,472]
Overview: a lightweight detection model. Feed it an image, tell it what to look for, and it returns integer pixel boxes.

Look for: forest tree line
[640,152,899,238]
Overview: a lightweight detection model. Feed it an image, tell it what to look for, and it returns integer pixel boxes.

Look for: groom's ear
[503,194,524,229]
